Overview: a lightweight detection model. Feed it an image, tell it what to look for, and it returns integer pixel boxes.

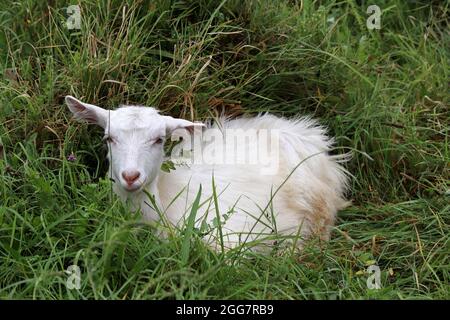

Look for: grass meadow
[0,0,448,299]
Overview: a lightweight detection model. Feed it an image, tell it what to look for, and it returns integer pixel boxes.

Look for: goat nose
[122,170,140,184]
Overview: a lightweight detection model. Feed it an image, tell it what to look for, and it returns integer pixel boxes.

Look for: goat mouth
[124,185,142,192]
[122,179,147,193]
[124,186,139,192]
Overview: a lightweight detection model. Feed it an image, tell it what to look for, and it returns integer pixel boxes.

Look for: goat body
[65,96,349,250]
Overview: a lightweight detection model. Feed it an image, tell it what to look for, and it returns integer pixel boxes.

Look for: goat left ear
[163,116,205,135]
[65,95,108,128]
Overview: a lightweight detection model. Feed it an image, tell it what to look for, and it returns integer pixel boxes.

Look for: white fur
[65,96,349,250]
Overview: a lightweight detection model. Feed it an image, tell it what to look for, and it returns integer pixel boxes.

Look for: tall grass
[0,0,448,299]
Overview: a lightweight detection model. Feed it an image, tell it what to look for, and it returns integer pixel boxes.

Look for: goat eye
[154,137,163,144]
[103,136,115,143]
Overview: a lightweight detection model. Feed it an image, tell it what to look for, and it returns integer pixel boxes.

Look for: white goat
[65,96,349,250]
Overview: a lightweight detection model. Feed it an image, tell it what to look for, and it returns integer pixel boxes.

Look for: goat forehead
[108,107,165,132]
[107,125,165,140]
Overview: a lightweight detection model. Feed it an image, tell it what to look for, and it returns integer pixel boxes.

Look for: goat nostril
[122,171,140,184]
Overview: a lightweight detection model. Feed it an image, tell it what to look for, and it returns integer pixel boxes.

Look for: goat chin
[113,114,350,252]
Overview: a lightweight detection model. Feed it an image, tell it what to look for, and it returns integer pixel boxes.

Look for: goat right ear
[163,116,205,135]
[65,95,108,128]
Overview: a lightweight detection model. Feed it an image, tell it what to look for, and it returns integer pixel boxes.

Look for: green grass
[0,0,448,299]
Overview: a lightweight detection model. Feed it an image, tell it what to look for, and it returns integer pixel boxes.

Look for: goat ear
[163,116,205,135]
[65,95,108,128]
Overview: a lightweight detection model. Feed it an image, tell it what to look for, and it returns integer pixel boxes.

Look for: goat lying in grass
[65,96,349,250]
